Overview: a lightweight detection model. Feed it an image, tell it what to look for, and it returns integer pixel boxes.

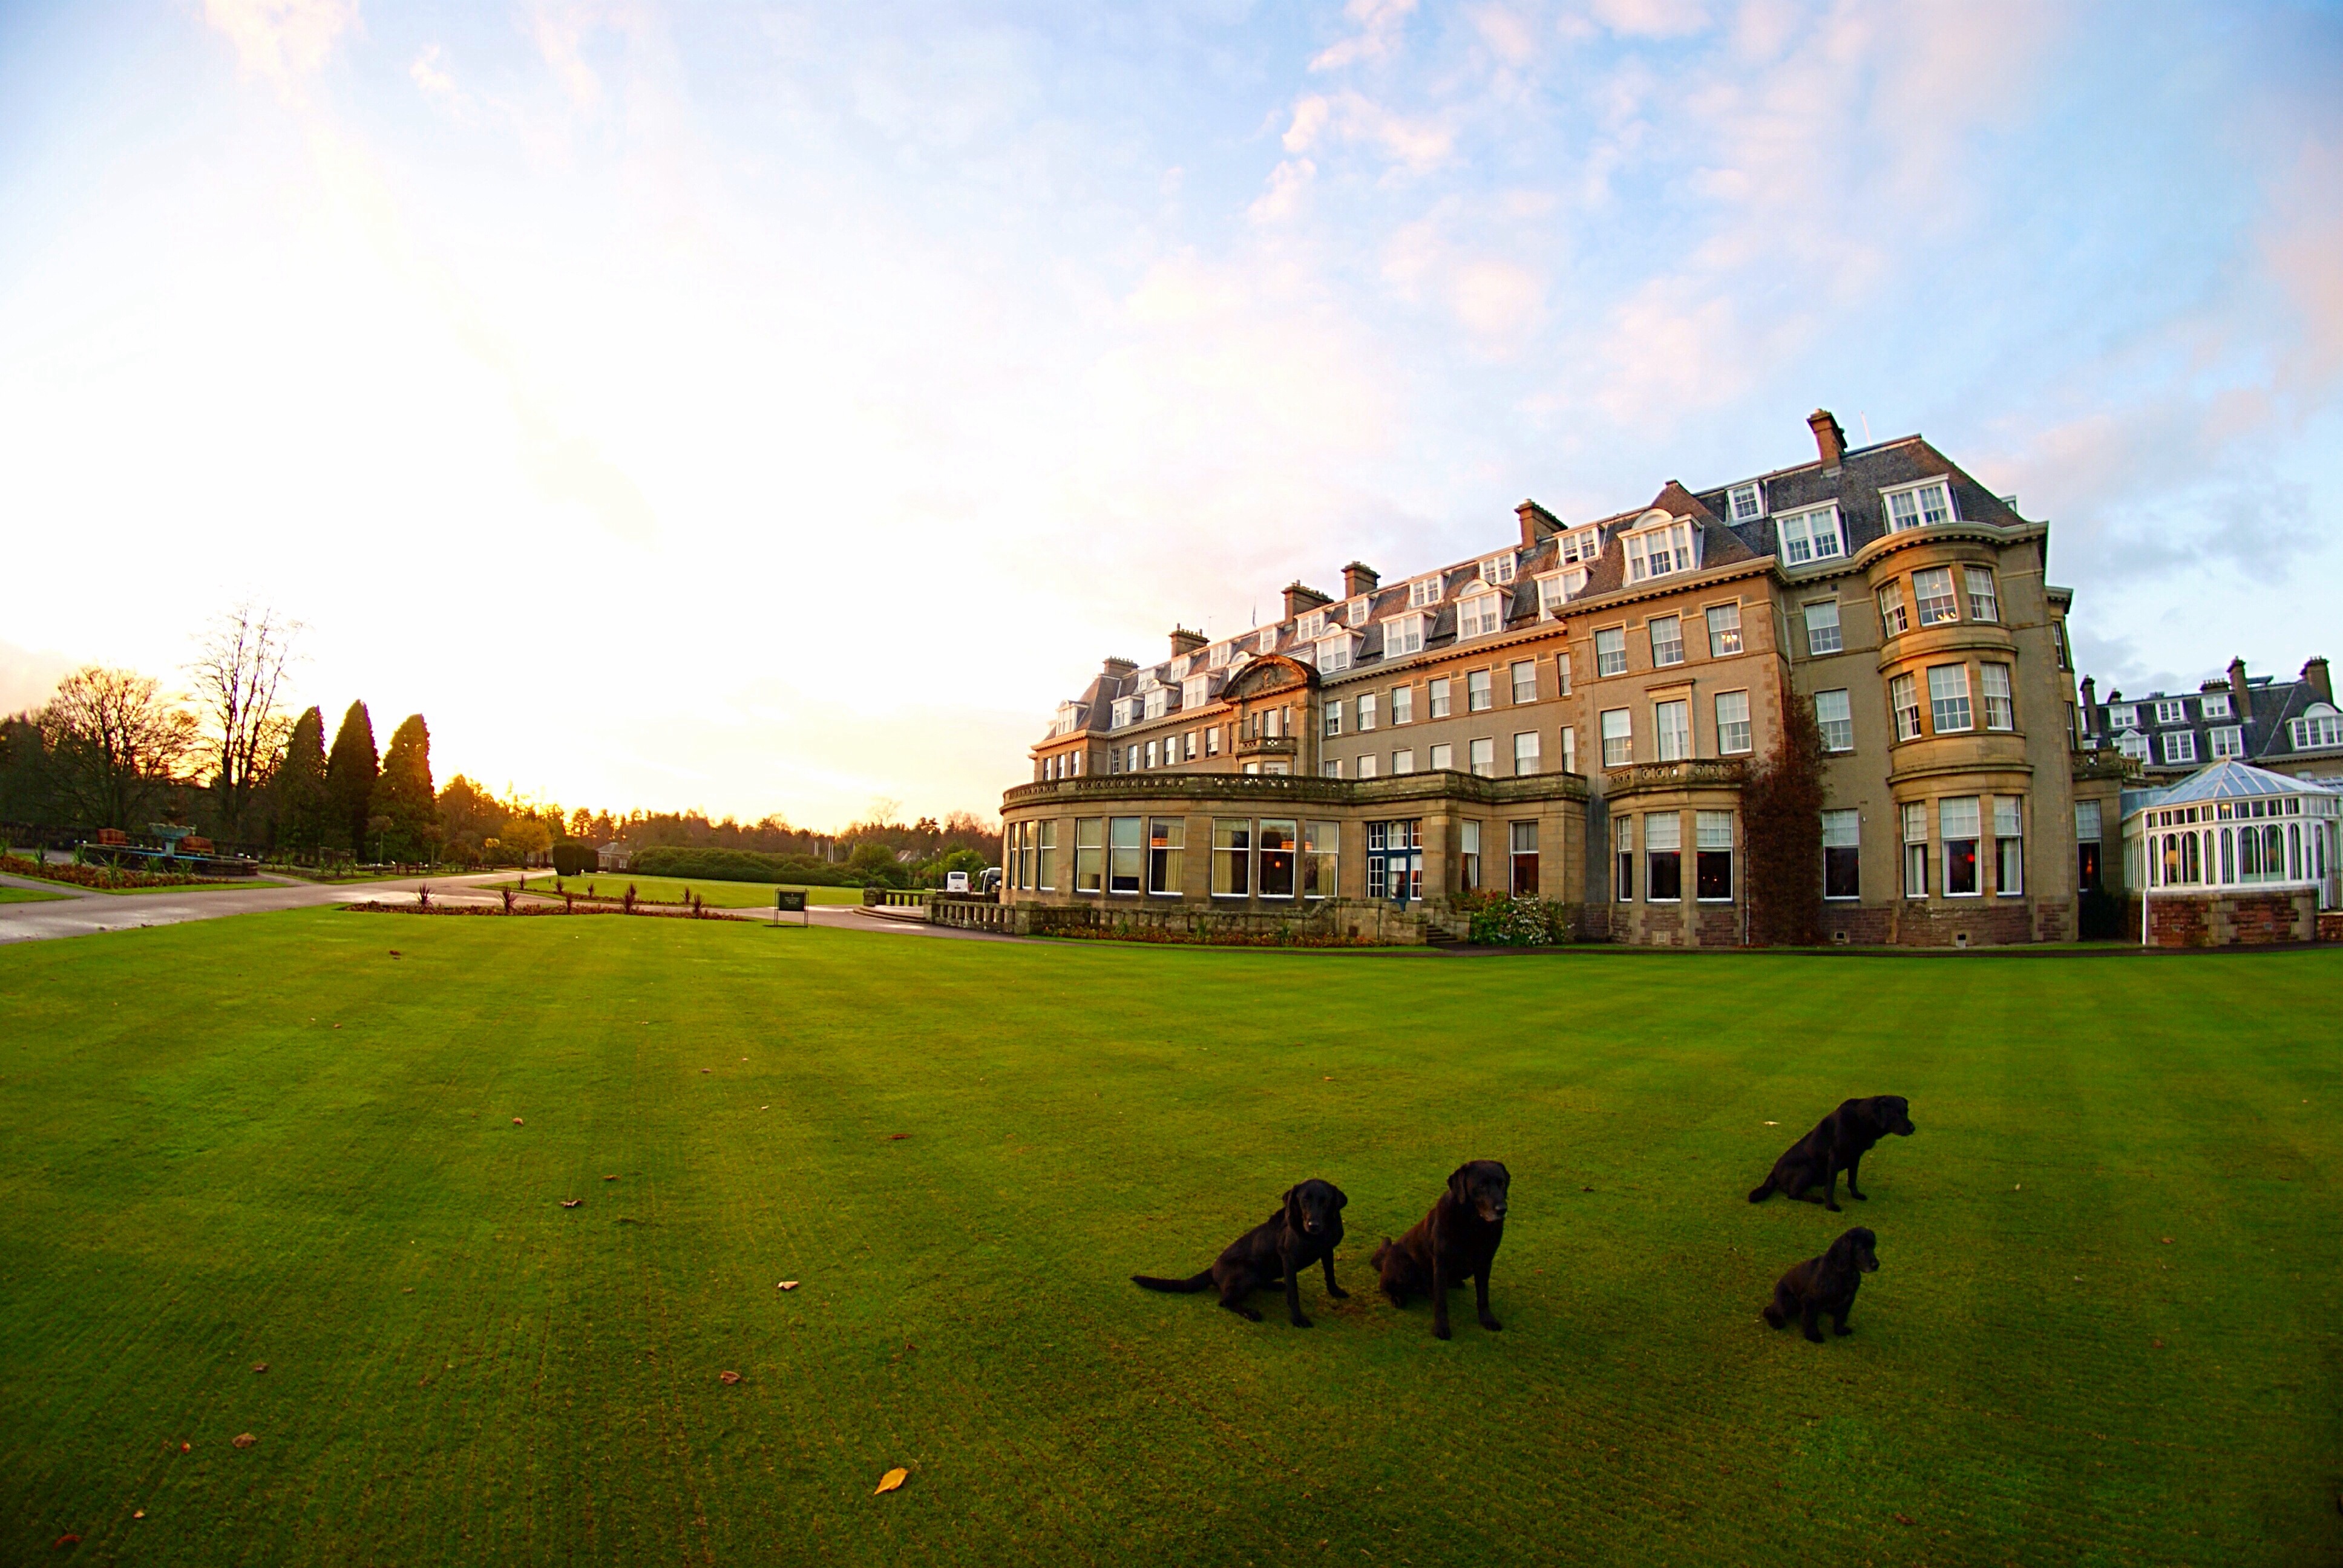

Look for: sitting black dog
[1371,1160,1509,1340]
[1132,1178,1349,1326]
[1748,1095,1915,1212]
[1763,1226,1879,1342]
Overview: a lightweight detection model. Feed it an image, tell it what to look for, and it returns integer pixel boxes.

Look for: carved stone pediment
[1221,654,1317,702]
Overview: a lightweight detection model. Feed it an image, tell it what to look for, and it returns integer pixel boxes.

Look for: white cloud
[1311,0,1420,72]
[202,0,358,102]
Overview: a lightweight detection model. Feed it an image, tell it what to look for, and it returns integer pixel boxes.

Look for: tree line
[0,607,1000,869]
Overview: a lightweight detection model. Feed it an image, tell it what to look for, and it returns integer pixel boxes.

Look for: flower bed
[0,854,209,890]
[1049,923,1384,949]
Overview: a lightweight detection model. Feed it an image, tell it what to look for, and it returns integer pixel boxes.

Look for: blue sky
[1,0,2338,827]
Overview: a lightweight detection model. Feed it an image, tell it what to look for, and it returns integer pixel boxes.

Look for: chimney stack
[1168,626,1207,659]
[1282,581,1332,621]
[2228,656,2250,711]
[1808,408,1846,469]
[1342,562,1380,599]
[1516,499,1564,550]
[1102,655,1136,681]
[2305,656,2333,705]
[2079,676,2097,728]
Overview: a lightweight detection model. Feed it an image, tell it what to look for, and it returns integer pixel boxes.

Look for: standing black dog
[1748,1096,1915,1212]
[1763,1226,1879,1342]
[1132,1178,1349,1327]
[1371,1160,1509,1340]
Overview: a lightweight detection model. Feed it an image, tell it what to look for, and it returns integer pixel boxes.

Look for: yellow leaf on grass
[873,1467,908,1495]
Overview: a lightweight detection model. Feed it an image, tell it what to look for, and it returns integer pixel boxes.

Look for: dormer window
[2153,698,2189,725]
[1182,675,1209,710]
[1346,596,1368,627]
[2108,704,2138,730]
[2200,691,2232,719]
[1316,633,1358,674]
[1775,505,1844,566]
[1481,552,1516,586]
[1625,520,1696,583]
[1535,573,1568,618]
[2290,705,2342,749]
[1883,479,1955,532]
[1409,575,1443,609]
[1208,641,1231,669]
[1728,482,1764,523]
[1458,589,1504,639]
[1558,527,1601,566]
[1296,610,1326,641]
[1256,626,1278,655]
[1054,701,1085,736]
[1144,688,1168,720]
[2116,730,2148,761]
[1170,655,1190,680]
[1383,613,1426,658]
[1110,697,1135,730]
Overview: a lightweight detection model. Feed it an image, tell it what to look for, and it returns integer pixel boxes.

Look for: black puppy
[1132,1178,1349,1327]
[1371,1160,1509,1340]
[1748,1096,1915,1212]
[1763,1226,1879,1342]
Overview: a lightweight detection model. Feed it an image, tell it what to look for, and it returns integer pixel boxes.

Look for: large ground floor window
[1509,821,1538,897]
[1823,808,1860,900]
[1368,819,1422,901]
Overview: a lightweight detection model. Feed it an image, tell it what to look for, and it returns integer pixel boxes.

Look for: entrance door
[1368,820,1423,902]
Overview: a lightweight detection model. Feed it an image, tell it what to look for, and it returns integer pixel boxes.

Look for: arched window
[2266,825,2285,880]
[2221,828,2235,883]
[2184,833,2200,884]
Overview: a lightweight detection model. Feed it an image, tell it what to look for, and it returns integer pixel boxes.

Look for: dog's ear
[1447,1165,1471,1204]
[1331,1184,1348,1210]
[1283,1184,1305,1229]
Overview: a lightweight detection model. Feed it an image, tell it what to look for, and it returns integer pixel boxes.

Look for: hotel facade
[992,411,2115,947]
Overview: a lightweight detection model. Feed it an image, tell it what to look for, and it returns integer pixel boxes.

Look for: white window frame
[1775,505,1844,566]
[1510,660,1537,705]
[1715,690,1752,755]
[1346,596,1369,628]
[1804,599,1843,656]
[2199,691,2232,719]
[1459,590,1504,639]
[1316,633,1355,674]
[1383,613,1426,658]
[2161,730,2197,765]
[1512,731,1539,776]
[1594,626,1628,678]
[1390,684,1413,725]
[1648,614,1685,668]
[1481,552,1516,585]
[1535,572,1569,618]
[1882,478,1955,532]
[1964,567,1999,623]
[1408,575,1443,609]
[1928,664,1973,734]
[1654,698,1691,762]
[1913,567,1959,627]
[1208,642,1231,669]
[1727,482,1765,523]
[1467,737,1495,777]
[1600,708,1631,768]
[1706,602,1743,658]
[1357,692,1377,731]
[2108,704,2138,730]
[1981,663,2014,732]
[1256,626,1278,654]
[1814,688,1853,753]
[1558,527,1601,566]
[2154,699,2189,726]
[1625,519,1697,583]
[2210,725,2244,759]
[1182,675,1209,710]
[1296,610,1326,642]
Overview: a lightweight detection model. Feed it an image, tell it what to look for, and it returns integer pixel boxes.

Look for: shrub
[1455,890,1573,946]
[551,843,596,877]
[632,846,853,886]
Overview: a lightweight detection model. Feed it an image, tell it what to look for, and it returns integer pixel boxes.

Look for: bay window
[1037,819,1057,890]
[1941,797,1981,897]
[1075,817,1104,893]
[1928,665,1971,733]
[1302,822,1337,899]
[1646,812,1682,901]
[1902,802,1928,898]
[1696,811,1734,901]
[1981,663,2014,731]
[1258,820,1297,899]
[1965,567,1999,622]
[1109,817,1144,894]
[1460,820,1482,892]
[1147,818,1185,895]
[1614,817,1634,901]
[1211,820,1251,897]
[1993,798,2022,896]
[1913,567,1958,627]
[1878,583,1910,638]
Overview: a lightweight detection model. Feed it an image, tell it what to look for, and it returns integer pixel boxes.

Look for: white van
[944,871,971,893]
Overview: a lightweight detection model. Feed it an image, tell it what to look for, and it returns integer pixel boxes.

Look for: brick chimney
[1516,499,1564,550]
[1282,581,1332,620]
[2227,656,2250,711]
[1168,626,1206,659]
[2305,656,2333,705]
[1102,655,1136,681]
[2079,676,2097,729]
[1808,408,1846,469]
[1342,562,1380,598]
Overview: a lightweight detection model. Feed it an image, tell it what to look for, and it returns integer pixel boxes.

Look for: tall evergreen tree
[376,714,437,863]
[273,707,329,855]
[324,701,377,858]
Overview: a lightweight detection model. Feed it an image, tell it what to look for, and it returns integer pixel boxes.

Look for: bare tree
[38,667,201,829]
[189,603,302,840]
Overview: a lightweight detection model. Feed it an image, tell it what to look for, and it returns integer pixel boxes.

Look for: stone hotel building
[994,411,2108,946]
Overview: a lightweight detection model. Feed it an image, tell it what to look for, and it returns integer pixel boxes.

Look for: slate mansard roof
[1039,417,2042,748]
[2080,656,2340,777]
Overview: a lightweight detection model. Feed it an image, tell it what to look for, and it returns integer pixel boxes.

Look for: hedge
[551,843,597,877]
[630,846,854,886]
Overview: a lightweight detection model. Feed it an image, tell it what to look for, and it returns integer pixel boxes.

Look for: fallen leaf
[1893,1513,1915,1526]
[701,1068,710,1074]
[778,1280,800,1291]
[562,1199,582,1209]
[232,1433,256,1449]
[133,1511,144,1520]
[2152,1338,2165,1348]
[719,1370,741,1385]
[513,1117,524,1125]
[332,1024,341,1029]
[603,1174,618,1181]
[388,950,401,957]
[53,1534,79,1550]
[2160,1236,2174,1244]
[252,1362,268,1374]
[874,1467,908,1495]
[402,1287,413,1293]
[1581,1185,1593,1192]
[179,1443,190,1453]
[1764,1120,1778,1126]
[886,1133,910,1141]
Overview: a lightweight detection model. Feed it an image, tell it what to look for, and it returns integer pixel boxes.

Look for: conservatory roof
[2125,758,2328,817]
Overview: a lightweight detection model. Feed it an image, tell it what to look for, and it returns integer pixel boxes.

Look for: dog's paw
[1432,1323,1452,1341]
[1848,1191,1868,1201]
[1804,1330,1827,1344]
[1238,1308,1262,1321]
[1833,1324,1853,1336]
[1290,1316,1313,1328]
[1480,1317,1503,1332]
[1325,1285,1350,1299]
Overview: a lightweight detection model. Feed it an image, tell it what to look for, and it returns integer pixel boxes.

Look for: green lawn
[1,916,2336,1567]
[520,872,865,907]
[0,883,71,904]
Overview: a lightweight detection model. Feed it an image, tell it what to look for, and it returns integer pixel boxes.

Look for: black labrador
[1748,1096,1915,1212]
[1132,1178,1349,1327]
[1371,1160,1509,1340]
[1763,1226,1879,1342]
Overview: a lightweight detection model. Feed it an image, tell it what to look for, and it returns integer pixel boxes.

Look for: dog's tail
[1131,1270,1213,1294]
[1746,1177,1775,1204]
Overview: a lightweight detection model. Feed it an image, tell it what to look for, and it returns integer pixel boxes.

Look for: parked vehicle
[945,871,972,893]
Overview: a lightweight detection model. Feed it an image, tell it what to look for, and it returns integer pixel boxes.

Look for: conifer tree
[324,701,377,858]
[274,707,329,854]
[376,714,437,862]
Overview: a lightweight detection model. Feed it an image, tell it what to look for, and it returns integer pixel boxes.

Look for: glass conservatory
[2124,760,2341,910]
